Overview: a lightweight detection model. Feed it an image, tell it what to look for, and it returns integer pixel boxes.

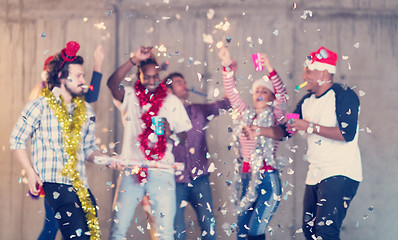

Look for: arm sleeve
[293,94,312,119]
[82,105,99,159]
[335,88,360,142]
[167,96,192,134]
[200,98,231,121]
[222,68,248,113]
[84,71,102,103]
[10,100,42,150]
[269,70,288,124]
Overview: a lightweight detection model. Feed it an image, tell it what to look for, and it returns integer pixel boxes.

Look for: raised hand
[130,46,153,64]
[218,46,233,67]
[259,52,273,73]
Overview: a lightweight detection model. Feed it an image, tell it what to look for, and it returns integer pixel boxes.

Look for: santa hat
[43,56,54,71]
[304,46,337,74]
[252,76,275,94]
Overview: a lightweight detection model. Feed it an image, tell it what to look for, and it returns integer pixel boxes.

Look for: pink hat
[304,46,338,74]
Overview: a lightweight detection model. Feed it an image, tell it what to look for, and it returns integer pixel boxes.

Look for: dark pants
[303,176,359,240]
[43,182,97,240]
[37,199,59,240]
[174,175,216,240]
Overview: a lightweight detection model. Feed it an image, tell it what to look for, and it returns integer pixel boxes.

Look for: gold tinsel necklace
[42,87,101,239]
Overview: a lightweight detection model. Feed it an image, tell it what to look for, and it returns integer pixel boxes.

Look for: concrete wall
[1,0,397,239]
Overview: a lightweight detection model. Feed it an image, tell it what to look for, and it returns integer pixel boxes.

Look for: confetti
[354,42,360,48]
[258,38,263,44]
[40,32,46,39]
[108,10,113,16]
[368,206,374,212]
[273,29,279,36]
[83,17,88,22]
[342,55,349,60]
[214,19,230,31]
[53,192,60,199]
[207,9,215,19]
[180,200,188,208]
[202,34,214,44]
[214,88,220,97]
[208,163,217,172]
[359,90,365,96]
[55,212,61,219]
[293,3,297,9]
[300,10,313,19]
[216,41,224,49]
[197,73,202,81]
[226,37,232,43]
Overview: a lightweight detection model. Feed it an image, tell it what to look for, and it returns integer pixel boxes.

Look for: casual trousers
[237,171,282,240]
[43,182,97,240]
[302,175,360,240]
[110,170,176,240]
[174,175,216,240]
[37,199,59,240]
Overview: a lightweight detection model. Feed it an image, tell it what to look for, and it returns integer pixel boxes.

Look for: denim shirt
[173,98,230,183]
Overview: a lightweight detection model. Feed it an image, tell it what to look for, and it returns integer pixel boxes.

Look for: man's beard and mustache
[65,83,85,98]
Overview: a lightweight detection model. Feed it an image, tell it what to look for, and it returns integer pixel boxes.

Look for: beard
[65,83,84,98]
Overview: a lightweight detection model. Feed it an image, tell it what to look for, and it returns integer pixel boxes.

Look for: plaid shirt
[10,93,98,187]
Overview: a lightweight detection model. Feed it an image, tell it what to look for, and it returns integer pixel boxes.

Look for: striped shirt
[223,69,287,172]
[10,90,98,187]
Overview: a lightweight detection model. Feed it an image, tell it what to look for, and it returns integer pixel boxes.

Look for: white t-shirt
[114,86,192,170]
[294,83,362,185]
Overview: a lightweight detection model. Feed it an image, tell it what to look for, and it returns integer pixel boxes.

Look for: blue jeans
[110,170,176,240]
[174,175,216,240]
[237,171,282,239]
[302,175,359,240]
[37,200,59,240]
[43,182,97,240]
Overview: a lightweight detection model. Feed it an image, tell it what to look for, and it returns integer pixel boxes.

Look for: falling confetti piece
[108,10,113,16]
[40,32,46,39]
[83,17,88,22]
[208,163,217,172]
[354,42,360,48]
[225,180,232,186]
[341,122,348,128]
[214,19,230,31]
[66,211,72,217]
[216,41,223,49]
[342,55,349,60]
[293,2,297,9]
[202,33,214,44]
[226,37,232,43]
[273,29,279,36]
[180,200,188,208]
[258,38,263,44]
[359,90,365,96]
[366,127,371,133]
[368,206,374,212]
[300,10,313,19]
[197,73,202,81]
[287,168,294,174]
[53,192,60,199]
[55,212,61,219]
[207,9,215,19]
[214,88,220,97]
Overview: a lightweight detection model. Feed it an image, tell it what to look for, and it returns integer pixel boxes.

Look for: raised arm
[218,47,248,113]
[85,44,105,103]
[260,53,288,124]
[107,46,152,102]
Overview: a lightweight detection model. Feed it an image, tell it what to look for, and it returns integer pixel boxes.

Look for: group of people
[10,40,362,240]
